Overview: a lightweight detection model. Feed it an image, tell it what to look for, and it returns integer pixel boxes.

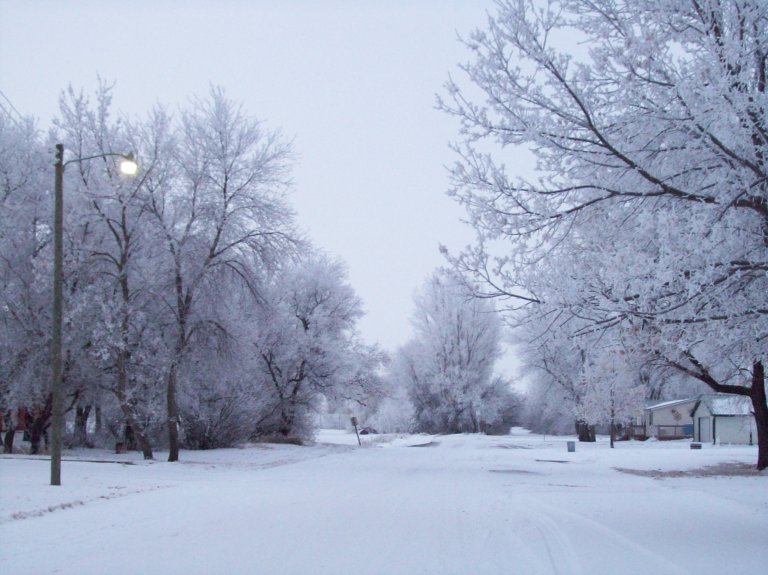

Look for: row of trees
[441,0,767,466]
[7,1,764,459]
[0,85,383,460]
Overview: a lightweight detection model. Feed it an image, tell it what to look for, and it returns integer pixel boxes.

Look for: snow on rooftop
[648,394,754,416]
[646,397,698,411]
[704,394,753,416]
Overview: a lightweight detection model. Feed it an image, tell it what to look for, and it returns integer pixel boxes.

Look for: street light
[119,153,138,176]
[50,143,138,486]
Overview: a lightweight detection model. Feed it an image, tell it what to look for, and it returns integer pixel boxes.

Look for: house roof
[695,394,753,416]
[646,394,754,416]
[645,397,698,412]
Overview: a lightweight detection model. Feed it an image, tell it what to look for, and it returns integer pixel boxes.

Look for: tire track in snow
[522,507,584,575]
[2,484,172,524]
[514,495,690,575]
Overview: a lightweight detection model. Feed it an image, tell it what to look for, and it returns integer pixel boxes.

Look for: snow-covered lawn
[1,430,765,574]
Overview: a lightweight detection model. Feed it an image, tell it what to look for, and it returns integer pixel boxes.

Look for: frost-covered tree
[522,378,577,436]
[175,330,265,450]
[517,328,596,440]
[0,113,49,453]
[52,84,166,457]
[367,373,416,434]
[141,87,299,460]
[249,255,385,441]
[517,317,647,442]
[578,345,647,447]
[1,85,307,458]
[442,0,768,468]
[1,89,164,454]
[394,270,513,434]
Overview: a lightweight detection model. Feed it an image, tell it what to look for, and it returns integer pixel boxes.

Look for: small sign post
[351,416,361,446]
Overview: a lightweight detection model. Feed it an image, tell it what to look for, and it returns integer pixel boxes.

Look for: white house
[691,394,756,445]
[643,398,697,439]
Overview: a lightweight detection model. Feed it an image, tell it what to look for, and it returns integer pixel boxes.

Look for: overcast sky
[0,1,503,356]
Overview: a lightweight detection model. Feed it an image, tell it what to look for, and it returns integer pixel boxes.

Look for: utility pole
[50,144,64,486]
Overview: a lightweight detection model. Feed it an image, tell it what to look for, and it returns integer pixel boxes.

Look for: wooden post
[351,416,361,446]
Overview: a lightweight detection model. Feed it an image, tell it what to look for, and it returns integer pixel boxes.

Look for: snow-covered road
[1,432,766,574]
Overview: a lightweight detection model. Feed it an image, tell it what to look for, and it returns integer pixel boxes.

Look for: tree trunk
[470,407,480,434]
[113,403,153,460]
[609,421,616,449]
[124,423,137,450]
[73,405,91,447]
[137,431,154,460]
[95,405,102,434]
[3,430,14,453]
[166,269,189,463]
[29,417,47,454]
[750,361,768,471]
[29,397,53,454]
[279,407,295,437]
[3,409,16,453]
[114,347,154,460]
[3,415,15,454]
[167,362,180,462]
[116,404,154,460]
[575,420,596,442]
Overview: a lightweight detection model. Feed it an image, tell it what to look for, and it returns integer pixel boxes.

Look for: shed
[691,394,756,445]
[644,398,697,439]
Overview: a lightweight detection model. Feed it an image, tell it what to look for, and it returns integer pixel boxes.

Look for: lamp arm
[62,151,135,168]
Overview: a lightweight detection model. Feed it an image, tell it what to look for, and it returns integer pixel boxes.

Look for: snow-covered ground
[1,430,765,574]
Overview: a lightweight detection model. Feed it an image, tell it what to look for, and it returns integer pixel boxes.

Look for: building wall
[646,401,696,438]
[693,402,756,444]
[714,416,756,445]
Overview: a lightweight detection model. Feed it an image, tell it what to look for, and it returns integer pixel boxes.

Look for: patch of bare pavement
[615,462,765,479]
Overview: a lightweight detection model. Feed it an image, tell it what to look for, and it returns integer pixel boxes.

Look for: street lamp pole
[49,143,137,486]
[51,144,64,486]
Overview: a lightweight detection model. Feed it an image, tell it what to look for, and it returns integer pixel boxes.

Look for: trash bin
[567,441,576,453]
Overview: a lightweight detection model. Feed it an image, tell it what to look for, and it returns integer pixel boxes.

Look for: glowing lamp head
[120,153,138,176]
